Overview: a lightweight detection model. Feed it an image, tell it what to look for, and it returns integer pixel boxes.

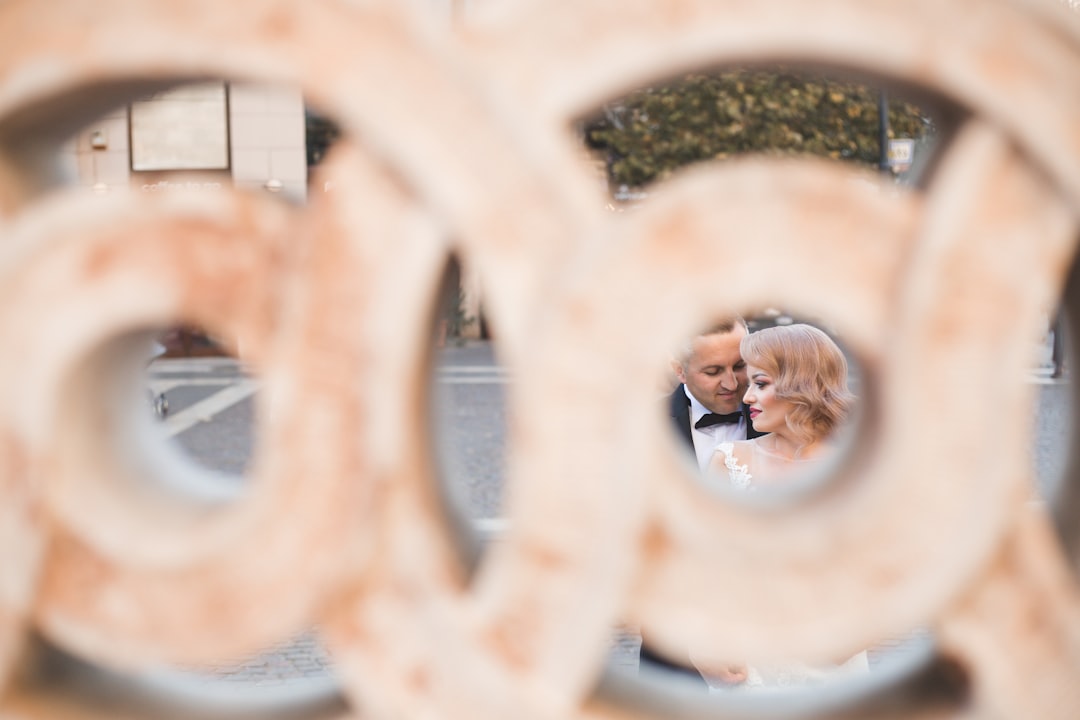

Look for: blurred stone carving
[0,0,1078,718]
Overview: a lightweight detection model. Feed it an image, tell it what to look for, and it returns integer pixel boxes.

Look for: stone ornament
[0,0,1077,718]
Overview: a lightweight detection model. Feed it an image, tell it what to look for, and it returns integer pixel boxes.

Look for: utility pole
[878,90,890,172]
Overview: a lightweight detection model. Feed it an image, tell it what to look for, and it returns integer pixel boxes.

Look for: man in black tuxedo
[669,317,766,470]
[640,317,765,687]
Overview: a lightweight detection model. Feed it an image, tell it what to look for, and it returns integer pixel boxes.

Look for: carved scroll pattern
[0,0,1079,718]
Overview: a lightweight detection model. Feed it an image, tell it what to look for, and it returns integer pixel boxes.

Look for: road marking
[151,371,505,395]
[149,378,240,393]
[1027,369,1069,385]
[1028,376,1069,385]
[148,363,213,374]
[163,379,259,438]
[437,377,509,384]
[437,366,508,374]
[474,517,508,537]
[437,366,509,384]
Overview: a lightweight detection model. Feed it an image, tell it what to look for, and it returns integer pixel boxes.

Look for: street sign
[887,138,915,172]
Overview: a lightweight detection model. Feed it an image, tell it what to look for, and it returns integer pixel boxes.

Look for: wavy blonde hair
[740,323,854,443]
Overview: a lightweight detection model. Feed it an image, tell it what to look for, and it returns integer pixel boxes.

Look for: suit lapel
[669,386,694,449]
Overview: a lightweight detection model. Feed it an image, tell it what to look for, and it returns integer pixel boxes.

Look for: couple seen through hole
[644,315,868,691]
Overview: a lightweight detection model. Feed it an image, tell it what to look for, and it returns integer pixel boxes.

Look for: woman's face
[742,363,795,435]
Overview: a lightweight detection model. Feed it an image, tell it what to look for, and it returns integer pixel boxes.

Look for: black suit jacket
[640,386,766,684]
[668,384,766,448]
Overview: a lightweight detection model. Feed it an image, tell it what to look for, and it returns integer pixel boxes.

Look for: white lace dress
[708,442,870,691]
[715,441,754,490]
[713,441,820,491]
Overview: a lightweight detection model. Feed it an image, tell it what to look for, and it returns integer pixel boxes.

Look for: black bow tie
[695,412,742,429]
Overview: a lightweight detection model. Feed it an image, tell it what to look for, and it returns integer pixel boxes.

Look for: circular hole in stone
[1034,303,1071,506]
[620,309,967,713]
[11,632,346,720]
[1045,255,1080,576]
[142,324,258,497]
[602,642,967,719]
[574,74,954,708]
[580,64,944,206]
[48,79,315,204]
[68,324,255,509]
[47,328,343,711]
[666,311,863,509]
[429,254,507,571]
[42,323,260,569]
[574,70,965,715]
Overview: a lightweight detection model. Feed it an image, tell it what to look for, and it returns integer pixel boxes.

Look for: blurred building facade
[63,82,307,203]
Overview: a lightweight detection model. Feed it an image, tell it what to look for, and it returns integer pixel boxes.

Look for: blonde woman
[709,323,853,491]
[702,323,866,690]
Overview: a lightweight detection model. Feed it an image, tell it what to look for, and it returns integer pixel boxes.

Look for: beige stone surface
[0,0,1077,718]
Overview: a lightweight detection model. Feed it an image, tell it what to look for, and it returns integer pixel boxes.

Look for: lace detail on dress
[716,442,753,490]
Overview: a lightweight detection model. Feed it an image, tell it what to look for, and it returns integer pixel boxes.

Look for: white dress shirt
[685,385,746,472]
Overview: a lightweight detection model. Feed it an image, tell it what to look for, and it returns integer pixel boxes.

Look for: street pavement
[139,338,1072,702]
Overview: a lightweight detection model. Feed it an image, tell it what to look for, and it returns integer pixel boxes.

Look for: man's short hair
[677,315,748,367]
[702,315,748,336]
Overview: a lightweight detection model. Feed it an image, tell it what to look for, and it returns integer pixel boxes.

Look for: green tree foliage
[584,68,931,189]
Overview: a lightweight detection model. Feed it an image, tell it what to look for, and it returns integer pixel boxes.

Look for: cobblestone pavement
[159,632,331,687]
[140,339,1071,702]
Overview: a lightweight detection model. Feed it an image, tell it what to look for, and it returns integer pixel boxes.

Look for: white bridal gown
[705,442,871,692]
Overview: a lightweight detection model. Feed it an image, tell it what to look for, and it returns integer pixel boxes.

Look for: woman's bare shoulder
[710,440,755,489]
[726,439,758,462]
[711,440,754,469]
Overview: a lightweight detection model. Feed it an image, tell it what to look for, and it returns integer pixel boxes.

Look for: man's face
[675,325,748,415]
